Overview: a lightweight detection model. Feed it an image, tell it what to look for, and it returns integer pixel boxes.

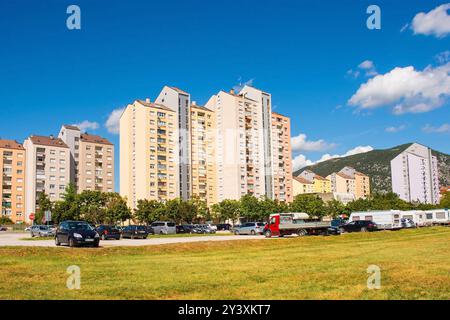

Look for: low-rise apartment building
[339,166,371,199]
[120,99,178,209]
[292,176,314,196]
[0,140,26,223]
[59,125,114,193]
[298,170,331,193]
[24,135,70,223]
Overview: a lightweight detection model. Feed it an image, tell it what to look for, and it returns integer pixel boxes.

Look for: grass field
[1,227,449,300]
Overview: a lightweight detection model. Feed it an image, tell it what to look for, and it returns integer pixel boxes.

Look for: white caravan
[350,210,402,230]
[400,210,427,227]
[424,209,450,225]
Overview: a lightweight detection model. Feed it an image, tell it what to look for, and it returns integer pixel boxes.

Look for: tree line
[28,184,450,226]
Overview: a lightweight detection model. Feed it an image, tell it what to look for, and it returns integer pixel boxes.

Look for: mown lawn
[1,227,449,300]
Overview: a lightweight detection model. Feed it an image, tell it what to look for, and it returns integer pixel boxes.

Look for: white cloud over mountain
[348,62,450,115]
[291,133,337,152]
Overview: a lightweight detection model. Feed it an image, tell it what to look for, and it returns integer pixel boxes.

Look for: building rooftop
[80,133,113,146]
[314,174,328,181]
[293,176,314,184]
[0,139,25,150]
[337,172,353,180]
[62,125,81,131]
[191,103,213,112]
[136,100,174,112]
[169,86,189,96]
[29,135,69,148]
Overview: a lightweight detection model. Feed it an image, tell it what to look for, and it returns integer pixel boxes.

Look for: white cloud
[348,62,450,115]
[385,125,406,133]
[422,123,450,133]
[292,146,374,172]
[291,133,337,152]
[73,120,99,133]
[105,107,125,134]
[411,4,450,38]
[436,50,450,64]
[347,60,378,78]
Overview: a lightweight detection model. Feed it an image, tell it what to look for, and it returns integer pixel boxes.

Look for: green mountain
[294,143,450,193]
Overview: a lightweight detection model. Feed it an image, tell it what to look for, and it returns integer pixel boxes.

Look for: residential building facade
[292,176,314,196]
[59,126,114,193]
[120,99,178,209]
[190,103,217,205]
[339,166,371,199]
[391,143,440,205]
[24,135,70,223]
[271,112,293,202]
[155,86,191,201]
[328,172,356,195]
[299,170,331,193]
[0,140,26,223]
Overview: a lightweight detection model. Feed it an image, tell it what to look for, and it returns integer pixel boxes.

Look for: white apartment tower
[155,86,191,201]
[24,135,71,223]
[391,143,440,205]
[205,86,272,201]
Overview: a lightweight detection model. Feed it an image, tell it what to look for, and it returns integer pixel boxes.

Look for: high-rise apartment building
[59,125,114,193]
[155,86,191,201]
[205,89,267,201]
[120,99,178,209]
[391,143,439,204]
[0,140,26,223]
[24,135,70,223]
[271,112,293,202]
[190,103,217,205]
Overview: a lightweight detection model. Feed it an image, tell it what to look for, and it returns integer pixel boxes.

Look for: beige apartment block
[271,112,293,202]
[327,172,356,195]
[120,99,178,209]
[339,166,370,199]
[24,135,70,223]
[190,103,217,205]
[59,125,114,193]
[205,89,266,201]
[292,176,314,196]
[0,140,26,223]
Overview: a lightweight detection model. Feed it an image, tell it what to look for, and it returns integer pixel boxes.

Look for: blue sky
[0,0,449,191]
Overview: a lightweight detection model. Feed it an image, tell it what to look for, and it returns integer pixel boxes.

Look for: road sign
[29,213,35,221]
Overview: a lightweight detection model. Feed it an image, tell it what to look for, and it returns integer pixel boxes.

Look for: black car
[146,226,155,234]
[121,225,149,239]
[176,225,194,234]
[55,221,100,247]
[96,225,121,240]
[216,223,232,231]
[339,220,377,233]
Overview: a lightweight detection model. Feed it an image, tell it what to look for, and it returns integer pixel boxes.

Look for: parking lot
[0,231,265,247]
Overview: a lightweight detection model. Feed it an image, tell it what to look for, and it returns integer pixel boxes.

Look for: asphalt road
[0,232,265,248]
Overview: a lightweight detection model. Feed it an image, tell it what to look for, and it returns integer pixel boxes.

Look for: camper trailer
[400,210,427,227]
[424,209,450,225]
[350,210,402,230]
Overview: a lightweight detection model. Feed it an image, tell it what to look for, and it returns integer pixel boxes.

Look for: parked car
[146,226,155,234]
[150,221,176,235]
[339,220,377,233]
[205,223,218,231]
[401,218,417,229]
[96,225,121,240]
[216,223,232,231]
[30,225,55,237]
[121,225,149,239]
[233,222,266,235]
[55,221,100,247]
[0,226,7,232]
[191,224,216,234]
[176,225,194,234]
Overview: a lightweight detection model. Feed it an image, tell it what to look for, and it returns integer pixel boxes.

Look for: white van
[350,210,402,230]
[400,210,426,227]
[424,209,450,225]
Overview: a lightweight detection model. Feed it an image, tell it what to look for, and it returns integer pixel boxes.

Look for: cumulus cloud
[347,60,378,78]
[105,107,125,134]
[411,4,450,38]
[422,123,450,133]
[291,133,337,152]
[73,120,99,133]
[436,50,450,64]
[385,125,406,133]
[348,62,450,115]
[292,146,374,171]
